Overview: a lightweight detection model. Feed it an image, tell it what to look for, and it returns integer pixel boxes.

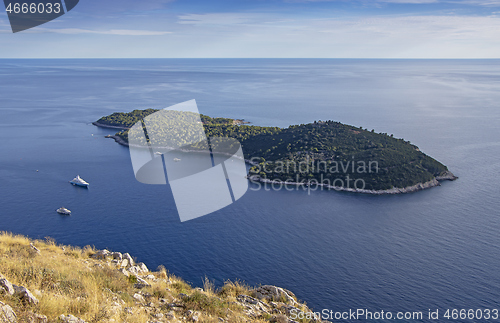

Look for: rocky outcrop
[13,285,39,306]
[91,122,129,130]
[252,285,298,306]
[91,249,110,260]
[105,135,129,147]
[0,278,14,296]
[436,170,458,181]
[29,243,40,255]
[88,246,326,322]
[122,253,134,266]
[0,274,38,306]
[235,292,324,323]
[0,301,16,323]
[237,294,272,318]
[111,252,122,260]
[133,277,151,289]
[58,314,87,323]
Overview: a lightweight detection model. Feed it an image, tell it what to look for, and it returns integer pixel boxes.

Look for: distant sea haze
[1,59,499,319]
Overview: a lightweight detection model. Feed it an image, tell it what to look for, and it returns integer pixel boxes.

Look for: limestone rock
[237,295,259,305]
[111,252,122,261]
[58,314,87,323]
[236,294,272,319]
[122,253,134,266]
[137,262,149,273]
[120,259,129,268]
[0,301,17,323]
[127,266,139,276]
[133,293,145,303]
[29,243,40,255]
[436,170,458,181]
[13,285,39,305]
[0,279,14,296]
[133,277,151,289]
[91,250,109,260]
[252,285,297,305]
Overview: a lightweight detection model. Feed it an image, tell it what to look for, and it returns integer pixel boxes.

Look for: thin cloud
[175,12,500,57]
[317,15,500,37]
[178,13,262,25]
[379,0,438,2]
[75,0,176,13]
[449,0,500,5]
[285,0,500,4]
[24,28,172,35]
[285,0,438,3]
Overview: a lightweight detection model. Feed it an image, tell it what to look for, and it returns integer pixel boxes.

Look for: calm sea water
[1,59,500,320]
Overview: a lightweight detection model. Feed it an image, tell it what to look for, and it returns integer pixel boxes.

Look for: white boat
[56,207,71,215]
[70,175,89,187]
[154,151,162,155]
[173,158,181,162]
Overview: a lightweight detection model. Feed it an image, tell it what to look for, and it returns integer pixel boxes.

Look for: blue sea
[1,59,500,320]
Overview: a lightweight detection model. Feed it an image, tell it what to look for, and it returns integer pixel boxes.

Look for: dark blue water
[1,59,500,320]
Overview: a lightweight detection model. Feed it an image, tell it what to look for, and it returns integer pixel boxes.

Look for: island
[93,109,457,194]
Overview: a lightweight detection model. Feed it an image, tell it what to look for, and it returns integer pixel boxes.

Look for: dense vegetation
[94,109,235,128]
[95,110,450,191]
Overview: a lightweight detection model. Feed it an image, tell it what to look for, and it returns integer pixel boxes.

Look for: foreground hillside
[0,232,321,323]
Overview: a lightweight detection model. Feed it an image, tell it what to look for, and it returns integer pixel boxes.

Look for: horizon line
[1,57,500,60]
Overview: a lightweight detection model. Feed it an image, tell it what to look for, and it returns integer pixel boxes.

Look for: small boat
[173,158,181,162]
[70,175,89,188]
[154,151,162,155]
[56,207,71,215]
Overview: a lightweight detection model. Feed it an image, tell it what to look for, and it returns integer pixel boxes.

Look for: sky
[1,0,500,58]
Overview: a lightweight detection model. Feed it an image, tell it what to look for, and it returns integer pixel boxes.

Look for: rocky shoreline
[92,121,129,130]
[435,171,459,181]
[105,134,130,146]
[247,175,456,195]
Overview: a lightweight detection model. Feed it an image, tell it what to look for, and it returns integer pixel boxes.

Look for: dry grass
[0,232,313,323]
[218,280,252,299]
[0,232,148,322]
